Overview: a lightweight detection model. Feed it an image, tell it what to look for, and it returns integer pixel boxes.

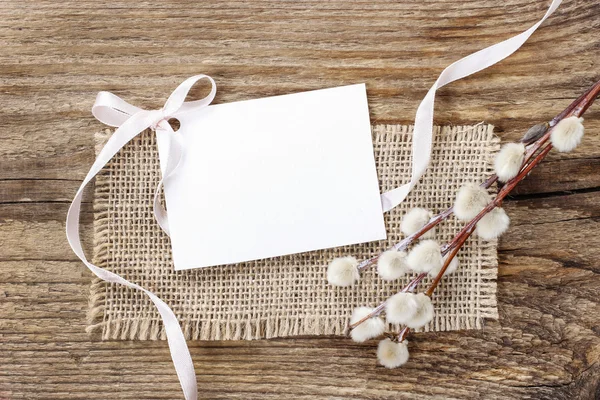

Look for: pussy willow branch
[427,79,600,294]
[427,144,553,294]
[394,145,554,342]
[354,142,554,333]
[423,83,600,297]
[357,175,497,272]
[517,81,600,173]
[394,80,600,342]
[350,79,600,334]
[357,81,600,273]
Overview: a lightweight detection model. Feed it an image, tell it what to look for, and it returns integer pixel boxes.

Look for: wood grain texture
[0,0,599,398]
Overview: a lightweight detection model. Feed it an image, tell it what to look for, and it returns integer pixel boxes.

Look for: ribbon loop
[164,74,217,117]
[91,74,217,234]
[92,91,144,127]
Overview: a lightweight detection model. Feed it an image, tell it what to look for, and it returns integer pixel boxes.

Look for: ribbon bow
[66,75,216,400]
[91,74,217,234]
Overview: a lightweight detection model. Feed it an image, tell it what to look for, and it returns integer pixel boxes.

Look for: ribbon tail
[152,124,186,236]
[65,113,198,400]
[69,75,218,399]
[380,0,562,211]
[154,178,171,236]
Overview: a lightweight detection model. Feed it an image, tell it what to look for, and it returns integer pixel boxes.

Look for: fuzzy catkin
[405,293,434,329]
[377,339,410,369]
[476,207,510,240]
[494,142,525,182]
[401,208,435,238]
[327,257,359,286]
[349,307,385,343]
[406,240,442,273]
[454,183,491,221]
[386,292,419,325]
[551,116,584,152]
[377,250,409,281]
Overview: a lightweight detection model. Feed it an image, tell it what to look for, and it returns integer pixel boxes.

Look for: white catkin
[405,293,434,329]
[349,307,386,343]
[385,292,419,325]
[428,253,459,277]
[377,250,409,281]
[401,208,435,238]
[551,116,584,152]
[326,256,359,287]
[454,183,491,221]
[494,142,526,182]
[476,207,510,240]
[406,240,442,273]
[377,339,410,369]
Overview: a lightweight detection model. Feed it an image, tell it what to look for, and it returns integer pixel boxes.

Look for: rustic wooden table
[1,1,599,398]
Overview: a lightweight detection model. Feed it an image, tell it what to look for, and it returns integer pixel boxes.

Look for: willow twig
[351,78,600,336]
[393,80,600,342]
[356,174,497,272]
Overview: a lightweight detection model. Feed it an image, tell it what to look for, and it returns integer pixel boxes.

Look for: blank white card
[161,84,386,270]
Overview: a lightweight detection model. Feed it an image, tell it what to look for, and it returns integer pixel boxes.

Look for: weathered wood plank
[1,189,599,398]
[0,179,81,203]
[1,0,599,398]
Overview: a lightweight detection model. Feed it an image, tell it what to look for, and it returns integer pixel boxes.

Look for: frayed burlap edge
[87,124,499,341]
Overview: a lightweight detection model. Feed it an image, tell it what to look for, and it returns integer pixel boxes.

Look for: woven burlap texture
[89,123,500,341]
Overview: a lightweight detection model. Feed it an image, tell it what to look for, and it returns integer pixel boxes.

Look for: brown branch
[426,78,600,294]
[356,174,497,272]
[348,272,427,330]
[395,144,555,341]
[350,78,600,337]
[351,143,555,332]
[425,225,475,297]
[394,79,600,342]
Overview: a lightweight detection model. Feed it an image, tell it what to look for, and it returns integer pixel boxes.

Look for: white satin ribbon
[380,0,562,211]
[67,1,562,397]
[67,74,216,400]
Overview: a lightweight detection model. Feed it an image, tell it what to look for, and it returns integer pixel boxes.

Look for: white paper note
[161,84,386,269]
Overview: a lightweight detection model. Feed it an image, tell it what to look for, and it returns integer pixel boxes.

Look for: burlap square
[88,124,499,340]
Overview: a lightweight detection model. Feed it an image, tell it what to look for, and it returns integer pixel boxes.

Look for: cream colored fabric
[88,124,499,340]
